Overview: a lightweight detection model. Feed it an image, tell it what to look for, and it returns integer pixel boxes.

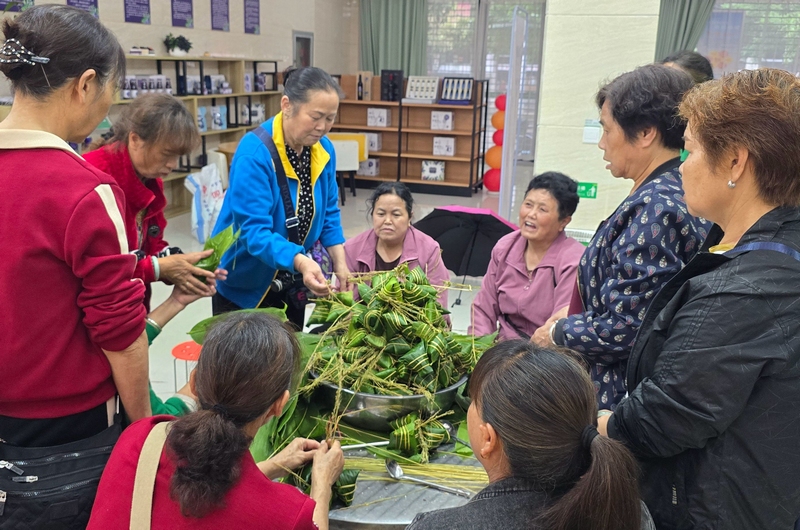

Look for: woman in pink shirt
[344,182,449,308]
[471,173,584,341]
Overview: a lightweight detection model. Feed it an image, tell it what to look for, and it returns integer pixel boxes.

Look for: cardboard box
[357,70,374,101]
[357,158,381,176]
[433,136,455,157]
[364,132,382,152]
[421,160,445,181]
[367,108,391,127]
[431,111,453,130]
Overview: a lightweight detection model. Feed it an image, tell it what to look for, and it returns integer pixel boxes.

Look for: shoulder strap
[251,127,301,245]
[726,241,800,262]
[130,421,172,530]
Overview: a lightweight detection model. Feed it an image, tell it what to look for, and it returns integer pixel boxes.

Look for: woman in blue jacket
[211,67,349,328]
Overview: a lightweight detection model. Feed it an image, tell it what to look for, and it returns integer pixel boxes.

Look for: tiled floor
[150,165,535,400]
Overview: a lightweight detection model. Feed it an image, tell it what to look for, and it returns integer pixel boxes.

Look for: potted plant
[164,34,192,57]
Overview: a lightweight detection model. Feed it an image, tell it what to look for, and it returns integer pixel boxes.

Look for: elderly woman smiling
[601,69,800,530]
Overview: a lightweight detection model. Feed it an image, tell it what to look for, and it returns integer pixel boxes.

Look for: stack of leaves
[304,264,493,397]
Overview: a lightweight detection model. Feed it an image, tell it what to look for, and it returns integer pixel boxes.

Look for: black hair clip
[0,38,50,66]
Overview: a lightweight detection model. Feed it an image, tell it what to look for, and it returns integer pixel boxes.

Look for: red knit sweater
[0,131,145,418]
[88,416,318,530]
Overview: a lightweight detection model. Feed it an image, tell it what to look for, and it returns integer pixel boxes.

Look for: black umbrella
[413,206,517,277]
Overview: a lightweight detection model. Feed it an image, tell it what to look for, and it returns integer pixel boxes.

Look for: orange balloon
[491,111,505,130]
[485,145,503,169]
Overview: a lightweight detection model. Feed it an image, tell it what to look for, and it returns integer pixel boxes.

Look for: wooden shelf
[199,124,258,137]
[402,127,475,136]
[332,124,400,133]
[403,102,486,110]
[354,174,398,183]
[368,150,399,158]
[126,54,276,63]
[400,176,470,187]
[339,99,400,106]
[194,91,281,100]
[402,151,473,162]
[162,171,191,183]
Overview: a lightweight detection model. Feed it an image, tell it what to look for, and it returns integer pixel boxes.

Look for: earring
[728,180,736,189]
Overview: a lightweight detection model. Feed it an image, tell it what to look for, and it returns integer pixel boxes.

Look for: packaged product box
[421,160,445,181]
[357,70,374,100]
[431,111,454,131]
[364,132,382,152]
[357,158,380,176]
[244,73,253,93]
[433,136,455,156]
[367,108,391,127]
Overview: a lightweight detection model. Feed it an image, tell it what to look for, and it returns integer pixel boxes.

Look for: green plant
[163,33,192,52]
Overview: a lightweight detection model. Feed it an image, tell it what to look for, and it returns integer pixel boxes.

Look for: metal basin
[313,374,468,432]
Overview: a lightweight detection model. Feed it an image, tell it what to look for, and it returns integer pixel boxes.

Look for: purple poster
[66,0,98,18]
[244,0,260,35]
[210,0,229,32]
[171,0,193,28]
[124,0,150,24]
[0,0,34,12]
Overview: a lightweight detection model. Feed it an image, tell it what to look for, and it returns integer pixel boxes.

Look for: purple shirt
[471,231,584,341]
[344,226,450,308]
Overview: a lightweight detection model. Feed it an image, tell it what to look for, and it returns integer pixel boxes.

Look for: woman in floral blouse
[534,65,711,409]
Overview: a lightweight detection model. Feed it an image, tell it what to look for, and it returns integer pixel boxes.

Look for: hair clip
[0,38,50,66]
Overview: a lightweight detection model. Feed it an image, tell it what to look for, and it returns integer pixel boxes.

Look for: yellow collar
[0,129,79,156]
[708,242,736,254]
[272,112,330,186]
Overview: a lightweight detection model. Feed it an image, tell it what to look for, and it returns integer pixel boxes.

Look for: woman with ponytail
[88,312,344,529]
[407,341,653,530]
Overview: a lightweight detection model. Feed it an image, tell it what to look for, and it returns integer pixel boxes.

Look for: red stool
[172,341,202,392]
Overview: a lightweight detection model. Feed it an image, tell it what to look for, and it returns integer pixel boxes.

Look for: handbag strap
[130,421,172,530]
[726,241,800,262]
[251,126,301,245]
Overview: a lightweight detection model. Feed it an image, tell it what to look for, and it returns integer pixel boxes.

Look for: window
[697,1,800,77]
[425,0,546,160]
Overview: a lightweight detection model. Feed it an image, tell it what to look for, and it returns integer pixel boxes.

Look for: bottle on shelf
[165,78,173,96]
[156,79,164,94]
[122,79,131,100]
[130,79,138,98]
[357,74,363,101]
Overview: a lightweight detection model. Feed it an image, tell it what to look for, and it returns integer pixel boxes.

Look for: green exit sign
[577,182,598,199]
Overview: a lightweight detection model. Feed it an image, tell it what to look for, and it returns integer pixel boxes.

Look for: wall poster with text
[171,0,193,28]
[244,0,259,35]
[124,0,150,24]
[210,0,229,32]
[66,0,97,17]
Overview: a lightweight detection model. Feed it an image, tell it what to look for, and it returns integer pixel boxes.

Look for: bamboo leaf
[188,306,287,344]
[195,225,240,272]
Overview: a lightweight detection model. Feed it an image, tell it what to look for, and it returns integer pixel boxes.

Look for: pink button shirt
[344,225,450,308]
[470,231,584,341]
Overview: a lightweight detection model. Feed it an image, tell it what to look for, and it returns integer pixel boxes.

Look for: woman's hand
[531,308,568,346]
[310,440,344,494]
[158,251,217,296]
[334,270,354,293]
[294,254,329,296]
[257,438,321,480]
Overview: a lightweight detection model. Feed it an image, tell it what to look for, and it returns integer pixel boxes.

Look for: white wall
[0,0,359,97]
[533,0,661,230]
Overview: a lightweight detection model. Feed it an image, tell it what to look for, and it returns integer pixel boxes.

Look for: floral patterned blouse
[554,159,711,409]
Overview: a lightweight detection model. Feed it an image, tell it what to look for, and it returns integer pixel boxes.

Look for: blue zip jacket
[212,112,345,308]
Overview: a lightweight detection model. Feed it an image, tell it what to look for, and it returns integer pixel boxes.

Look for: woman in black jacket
[599,68,800,530]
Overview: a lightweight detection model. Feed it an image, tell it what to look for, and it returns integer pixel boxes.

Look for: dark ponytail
[540,428,640,530]
[167,312,299,518]
[469,341,641,530]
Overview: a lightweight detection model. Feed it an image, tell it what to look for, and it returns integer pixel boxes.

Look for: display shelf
[401,151,472,162]
[334,77,488,196]
[331,124,400,133]
[337,99,399,106]
[401,127,476,136]
[116,54,282,217]
[199,124,259,137]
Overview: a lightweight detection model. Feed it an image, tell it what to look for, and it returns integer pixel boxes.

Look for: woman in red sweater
[88,312,344,530]
[85,94,217,305]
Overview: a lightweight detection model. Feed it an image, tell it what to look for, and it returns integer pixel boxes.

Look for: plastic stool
[172,341,202,392]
